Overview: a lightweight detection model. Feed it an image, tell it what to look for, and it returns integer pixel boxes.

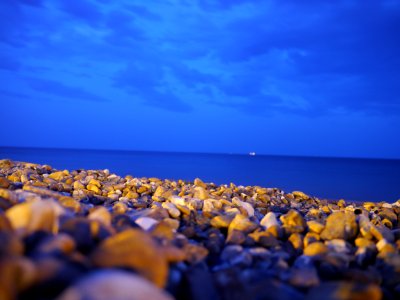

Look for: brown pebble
[91,229,168,287]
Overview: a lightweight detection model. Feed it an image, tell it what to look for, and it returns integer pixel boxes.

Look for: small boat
[249,152,256,156]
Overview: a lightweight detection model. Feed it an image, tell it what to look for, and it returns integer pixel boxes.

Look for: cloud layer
[1,0,399,115]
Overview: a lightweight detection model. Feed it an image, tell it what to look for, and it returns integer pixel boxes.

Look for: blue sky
[1,0,400,158]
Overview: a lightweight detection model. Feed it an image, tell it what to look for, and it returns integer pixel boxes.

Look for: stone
[232,197,254,217]
[355,237,376,249]
[87,184,101,194]
[304,242,328,256]
[202,199,214,213]
[48,171,66,181]
[303,232,320,248]
[260,212,279,228]
[5,199,63,236]
[307,220,325,234]
[193,186,209,200]
[88,206,112,227]
[135,217,159,231]
[210,215,234,228]
[0,256,37,300]
[289,266,320,288]
[220,245,252,267]
[289,232,304,251]
[0,177,10,189]
[228,214,258,233]
[358,215,375,240]
[325,239,352,254]
[57,270,173,300]
[91,229,168,287]
[183,243,209,264]
[280,209,306,233]
[320,211,358,241]
[162,202,181,218]
[36,233,76,255]
[292,191,309,200]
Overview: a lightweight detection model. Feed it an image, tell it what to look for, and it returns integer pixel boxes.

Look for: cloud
[1,0,399,117]
[26,77,109,102]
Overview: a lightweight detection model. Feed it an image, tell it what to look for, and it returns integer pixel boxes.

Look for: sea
[1,147,399,203]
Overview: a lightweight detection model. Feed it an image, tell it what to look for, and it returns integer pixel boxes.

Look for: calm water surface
[1,147,399,203]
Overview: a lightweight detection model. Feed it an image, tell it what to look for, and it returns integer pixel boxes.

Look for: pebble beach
[0,159,399,300]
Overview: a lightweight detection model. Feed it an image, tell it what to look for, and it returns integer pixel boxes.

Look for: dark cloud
[26,77,109,102]
[113,62,194,112]
[210,0,400,115]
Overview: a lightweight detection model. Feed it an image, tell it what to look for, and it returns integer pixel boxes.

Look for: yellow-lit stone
[91,229,168,287]
[304,242,328,256]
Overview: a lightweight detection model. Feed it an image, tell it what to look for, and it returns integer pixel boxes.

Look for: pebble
[280,209,307,233]
[303,242,329,256]
[320,211,358,241]
[91,229,168,287]
[57,270,173,300]
[0,159,399,300]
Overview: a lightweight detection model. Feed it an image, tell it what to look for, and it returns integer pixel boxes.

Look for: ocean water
[1,147,399,203]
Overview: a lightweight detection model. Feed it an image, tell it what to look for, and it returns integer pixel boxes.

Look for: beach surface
[0,159,399,300]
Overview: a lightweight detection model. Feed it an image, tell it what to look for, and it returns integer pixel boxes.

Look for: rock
[260,212,279,228]
[325,239,352,254]
[292,191,309,200]
[289,233,304,251]
[88,206,112,227]
[202,199,214,213]
[5,199,63,236]
[289,266,320,288]
[355,246,376,267]
[91,229,168,287]
[57,270,173,300]
[162,202,181,218]
[320,211,358,241]
[183,243,209,264]
[194,178,207,189]
[280,209,306,233]
[48,171,67,181]
[355,237,376,249]
[210,215,234,228]
[304,242,328,256]
[36,233,76,255]
[221,245,252,267]
[226,229,246,245]
[228,214,258,234]
[0,177,10,189]
[303,232,321,248]
[87,184,101,194]
[358,215,375,240]
[0,256,37,300]
[232,197,254,217]
[307,281,382,300]
[193,186,209,200]
[307,220,325,234]
[135,217,159,231]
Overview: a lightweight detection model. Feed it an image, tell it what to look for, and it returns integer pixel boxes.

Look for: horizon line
[1,145,399,161]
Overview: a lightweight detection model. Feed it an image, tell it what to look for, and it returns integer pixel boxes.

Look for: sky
[1,0,400,159]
